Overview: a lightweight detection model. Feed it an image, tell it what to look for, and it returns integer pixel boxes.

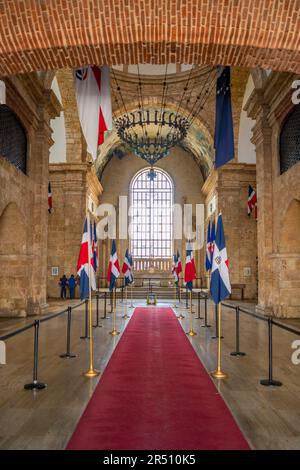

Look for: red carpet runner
[67,307,250,450]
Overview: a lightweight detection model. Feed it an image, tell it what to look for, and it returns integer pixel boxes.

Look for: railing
[2,286,299,391]
[0,293,108,390]
[133,258,172,272]
[97,276,204,290]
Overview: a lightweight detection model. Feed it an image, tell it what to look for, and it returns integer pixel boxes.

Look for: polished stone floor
[0,296,300,450]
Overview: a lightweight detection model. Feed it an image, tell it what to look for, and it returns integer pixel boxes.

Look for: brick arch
[1,1,300,77]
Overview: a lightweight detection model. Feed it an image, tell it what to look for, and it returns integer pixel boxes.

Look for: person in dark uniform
[68,274,76,299]
[59,274,68,299]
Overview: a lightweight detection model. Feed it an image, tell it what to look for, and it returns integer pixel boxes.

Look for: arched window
[280,105,300,174]
[0,104,27,174]
[130,167,173,259]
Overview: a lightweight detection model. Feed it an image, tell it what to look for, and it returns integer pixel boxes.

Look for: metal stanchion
[185,287,189,309]
[196,291,203,320]
[230,306,246,357]
[80,298,90,339]
[24,320,47,390]
[260,318,282,387]
[122,285,130,319]
[109,289,120,336]
[201,295,211,328]
[186,290,197,336]
[211,303,226,379]
[60,307,77,358]
[93,294,102,328]
[101,292,107,319]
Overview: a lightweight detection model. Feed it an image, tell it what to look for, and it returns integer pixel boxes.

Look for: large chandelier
[114,109,189,166]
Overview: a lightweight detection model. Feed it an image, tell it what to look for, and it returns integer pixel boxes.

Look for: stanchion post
[93,294,102,328]
[122,285,130,319]
[211,303,227,379]
[186,290,197,336]
[109,288,120,336]
[24,320,47,390]
[260,318,282,387]
[101,292,107,319]
[185,287,188,309]
[80,298,89,339]
[60,307,77,358]
[201,294,211,328]
[196,291,203,319]
[230,306,246,357]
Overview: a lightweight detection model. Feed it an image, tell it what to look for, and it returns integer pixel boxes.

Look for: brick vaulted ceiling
[0,0,300,77]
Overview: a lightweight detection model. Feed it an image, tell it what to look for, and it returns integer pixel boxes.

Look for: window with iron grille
[280,105,300,174]
[130,168,173,258]
[0,105,27,174]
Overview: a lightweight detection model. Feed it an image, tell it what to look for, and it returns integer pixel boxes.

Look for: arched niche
[0,202,27,255]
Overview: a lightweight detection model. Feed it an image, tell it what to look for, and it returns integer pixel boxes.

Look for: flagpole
[173,282,177,308]
[122,285,130,319]
[211,303,227,379]
[186,290,197,336]
[83,207,100,378]
[110,287,119,336]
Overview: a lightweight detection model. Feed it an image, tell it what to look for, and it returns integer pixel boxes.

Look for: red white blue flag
[77,218,96,300]
[210,213,231,304]
[172,253,179,284]
[184,241,197,291]
[107,240,120,291]
[48,182,53,214]
[205,221,212,271]
[122,249,133,286]
[176,250,182,276]
[74,66,112,160]
[92,221,98,272]
[248,184,257,220]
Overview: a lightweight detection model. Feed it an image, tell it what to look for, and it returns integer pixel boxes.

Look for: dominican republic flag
[77,218,96,300]
[176,250,182,276]
[214,66,234,168]
[210,213,231,304]
[248,185,257,220]
[48,182,53,214]
[172,253,179,284]
[184,241,197,291]
[205,221,212,271]
[74,66,112,160]
[92,222,98,272]
[107,240,120,291]
[129,252,134,282]
[122,249,133,286]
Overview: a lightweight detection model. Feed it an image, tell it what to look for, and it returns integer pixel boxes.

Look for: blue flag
[214,66,234,168]
[210,213,231,304]
[205,221,212,272]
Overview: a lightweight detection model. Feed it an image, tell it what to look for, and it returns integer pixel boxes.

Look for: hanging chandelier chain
[188,69,218,126]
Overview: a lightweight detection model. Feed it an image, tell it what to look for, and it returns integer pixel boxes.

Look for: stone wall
[0,73,60,317]
[246,71,300,317]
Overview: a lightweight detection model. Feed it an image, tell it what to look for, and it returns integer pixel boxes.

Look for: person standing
[59,274,68,299]
[68,274,76,299]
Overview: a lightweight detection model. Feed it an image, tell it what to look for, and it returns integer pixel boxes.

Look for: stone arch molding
[96,101,214,180]
[1,1,300,76]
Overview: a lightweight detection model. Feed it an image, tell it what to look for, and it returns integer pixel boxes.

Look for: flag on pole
[122,249,133,286]
[214,66,234,168]
[176,250,182,276]
[107,240,120,291]
[92,222,98,272]
[172,253,179,284]
[184,241,197,291]
[77,218,96,300]
[74,66,112,160]
[205,221,212,271]
[129,252,134,283]
[210,213,231,304]
[248,185,257,220]
[48,182,53,214]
